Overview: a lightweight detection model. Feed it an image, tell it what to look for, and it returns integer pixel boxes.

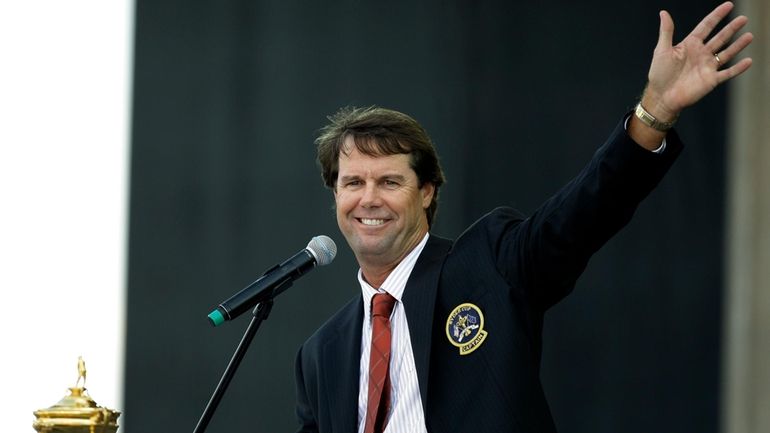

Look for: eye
[383,179,400,188]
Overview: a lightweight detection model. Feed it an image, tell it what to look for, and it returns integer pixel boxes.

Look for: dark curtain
[126,1,726,432]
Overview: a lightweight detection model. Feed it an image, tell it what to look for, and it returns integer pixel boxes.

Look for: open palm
[645,2,753,120]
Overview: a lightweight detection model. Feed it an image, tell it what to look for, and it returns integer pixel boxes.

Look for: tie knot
[371,293,396,318]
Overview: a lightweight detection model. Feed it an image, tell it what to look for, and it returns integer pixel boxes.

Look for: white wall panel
[0,1,133,431]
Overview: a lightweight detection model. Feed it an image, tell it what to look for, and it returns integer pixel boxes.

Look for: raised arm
[629,1,753,150]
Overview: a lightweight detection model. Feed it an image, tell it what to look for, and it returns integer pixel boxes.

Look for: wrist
[640,90,680,124]
[634,102,677,132]
[628,107,668,151]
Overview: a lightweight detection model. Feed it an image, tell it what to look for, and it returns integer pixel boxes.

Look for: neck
[358,231,428,288]
[360,266,395,289]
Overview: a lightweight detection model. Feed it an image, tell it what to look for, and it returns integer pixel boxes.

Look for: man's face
[334,137,434,270]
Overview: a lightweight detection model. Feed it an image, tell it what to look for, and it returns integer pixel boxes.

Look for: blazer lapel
[402,235,453,413]
[323,296,363,433]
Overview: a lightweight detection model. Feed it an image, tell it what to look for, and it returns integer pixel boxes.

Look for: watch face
[635,103,673,131]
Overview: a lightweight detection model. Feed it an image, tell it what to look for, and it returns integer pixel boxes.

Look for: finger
[657,10,674,48]
[715,32,754,65]
[717,57,753,83]
[706,15,749,53]
[689,1,734,41]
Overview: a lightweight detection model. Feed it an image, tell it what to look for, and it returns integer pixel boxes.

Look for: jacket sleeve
[491,116,683,309]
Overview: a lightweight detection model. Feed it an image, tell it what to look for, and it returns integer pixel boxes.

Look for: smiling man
[294,3,753,433]
[334,133,438,288]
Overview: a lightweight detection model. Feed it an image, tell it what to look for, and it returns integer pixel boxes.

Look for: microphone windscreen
[307,235,337,266]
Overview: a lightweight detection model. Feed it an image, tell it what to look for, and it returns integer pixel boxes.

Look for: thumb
[657,10,674,49]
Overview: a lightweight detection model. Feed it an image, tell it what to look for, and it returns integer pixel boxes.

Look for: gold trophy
[33,357,121,433]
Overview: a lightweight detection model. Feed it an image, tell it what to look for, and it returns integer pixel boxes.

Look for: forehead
[338,136,414,176]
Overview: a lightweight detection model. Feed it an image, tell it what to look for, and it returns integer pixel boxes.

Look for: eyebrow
[338,174,407,183]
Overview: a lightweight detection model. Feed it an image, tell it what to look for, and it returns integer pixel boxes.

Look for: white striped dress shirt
[356,233,429,433]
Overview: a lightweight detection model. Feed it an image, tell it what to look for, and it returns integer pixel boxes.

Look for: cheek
[334,191,354,215]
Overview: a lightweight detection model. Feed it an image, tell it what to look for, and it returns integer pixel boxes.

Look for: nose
[360,183,382,208]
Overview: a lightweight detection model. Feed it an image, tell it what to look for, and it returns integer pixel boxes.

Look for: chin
[350,237,394,258]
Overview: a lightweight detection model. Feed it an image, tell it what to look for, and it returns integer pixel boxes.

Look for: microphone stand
[192,280,289,433]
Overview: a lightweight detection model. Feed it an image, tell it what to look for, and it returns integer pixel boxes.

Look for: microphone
[207,235,337,326]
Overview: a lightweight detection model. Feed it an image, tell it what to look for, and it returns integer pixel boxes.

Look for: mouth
[356,218,388,227]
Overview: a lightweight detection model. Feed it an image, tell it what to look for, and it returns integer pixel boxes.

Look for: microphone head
[307,235,337,266]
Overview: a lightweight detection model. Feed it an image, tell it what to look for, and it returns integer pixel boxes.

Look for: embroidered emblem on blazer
[445,303,488,355]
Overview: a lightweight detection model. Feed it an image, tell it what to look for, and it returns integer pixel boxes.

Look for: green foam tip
[208,309,225,327]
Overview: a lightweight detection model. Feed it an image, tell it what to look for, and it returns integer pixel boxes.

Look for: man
[295,3,753,432]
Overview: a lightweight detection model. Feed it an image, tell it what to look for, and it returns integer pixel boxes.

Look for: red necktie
[364,293,397,433]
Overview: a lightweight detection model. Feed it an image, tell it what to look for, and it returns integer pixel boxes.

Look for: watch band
[634,103,677,132]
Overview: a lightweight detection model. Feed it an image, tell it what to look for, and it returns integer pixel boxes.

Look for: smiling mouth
[357,218,387,226]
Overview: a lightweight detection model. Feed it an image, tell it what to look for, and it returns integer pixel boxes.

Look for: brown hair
[316,106,446,226]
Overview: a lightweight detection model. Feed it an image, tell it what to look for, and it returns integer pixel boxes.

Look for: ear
[420,182,435,209]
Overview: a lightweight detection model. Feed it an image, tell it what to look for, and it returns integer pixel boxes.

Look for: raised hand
[643,1,753,123]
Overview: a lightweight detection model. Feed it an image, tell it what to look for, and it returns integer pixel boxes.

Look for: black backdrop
[126,1,728,432]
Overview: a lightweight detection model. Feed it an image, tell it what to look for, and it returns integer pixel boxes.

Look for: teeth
[360,218,385,226]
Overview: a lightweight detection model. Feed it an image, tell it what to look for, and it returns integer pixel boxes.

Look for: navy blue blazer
[295,118,683,432]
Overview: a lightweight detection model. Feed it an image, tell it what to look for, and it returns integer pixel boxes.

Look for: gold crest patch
[445,303,488,355]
